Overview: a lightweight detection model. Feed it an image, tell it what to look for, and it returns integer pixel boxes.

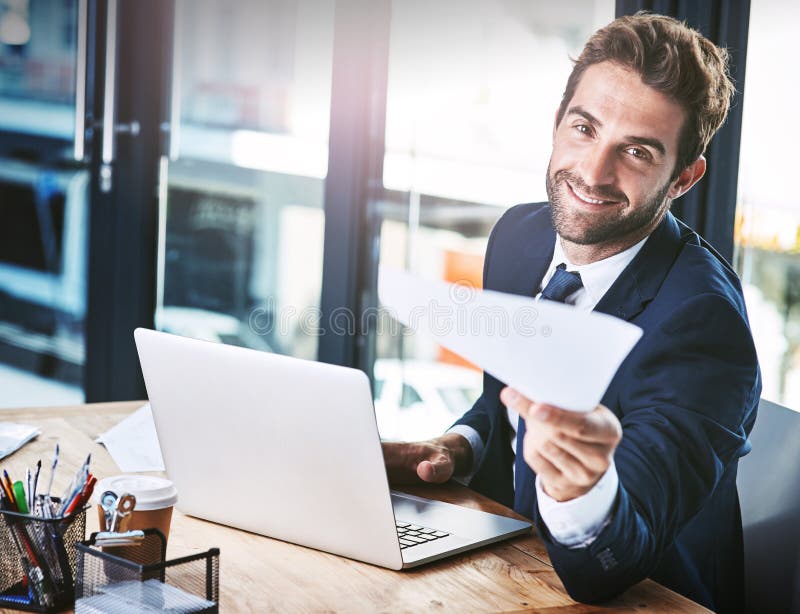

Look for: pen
[26,468,31,511]
[0,594,33,606]
[58,475,76,511]
[64,454,91,513]
[64,475,95,517]
[44,443,58,498]
[81,454,91,487]
[63,474,91,516]
[32,459,41,507]
[2,485,42,568]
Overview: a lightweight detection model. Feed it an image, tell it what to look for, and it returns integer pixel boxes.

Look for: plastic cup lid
[92,475,178,511]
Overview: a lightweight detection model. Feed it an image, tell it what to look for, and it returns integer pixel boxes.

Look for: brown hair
[556,12,735,178]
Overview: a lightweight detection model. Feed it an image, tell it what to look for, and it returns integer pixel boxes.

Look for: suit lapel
[593,212,685,321]
[496,208,685,317]
[490,206,556,299]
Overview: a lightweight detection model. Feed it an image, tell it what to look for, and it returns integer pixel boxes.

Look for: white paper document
[0,422,40,460]
[76,579,215,614]
[378,267,643,412]
[96,403,165,472]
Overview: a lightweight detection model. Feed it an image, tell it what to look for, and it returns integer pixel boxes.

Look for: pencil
[0,474,15,509]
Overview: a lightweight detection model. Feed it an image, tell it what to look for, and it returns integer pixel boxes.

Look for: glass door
[0,0,89,407]
[154,0,336,360]
[0,0,177,405]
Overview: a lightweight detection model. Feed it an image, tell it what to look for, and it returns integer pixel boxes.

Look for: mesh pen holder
[0,504,87,612]
[75,529,219,613]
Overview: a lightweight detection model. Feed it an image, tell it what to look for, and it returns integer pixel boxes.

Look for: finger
[530,403,622,443]
[500,387,534,419]
[416,458,453,484]
[525,451,564,496]
[523,448,562,485]
[536,439,597,487]
[382,441,449,485]
[522,431,561,479]
[549,433,612,475]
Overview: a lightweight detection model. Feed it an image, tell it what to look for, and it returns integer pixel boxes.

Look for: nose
[577,143,617,188]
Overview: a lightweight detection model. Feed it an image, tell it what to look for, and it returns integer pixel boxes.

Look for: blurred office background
[0,0,796,442]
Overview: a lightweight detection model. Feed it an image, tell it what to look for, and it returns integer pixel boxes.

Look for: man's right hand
[382,433,472,485]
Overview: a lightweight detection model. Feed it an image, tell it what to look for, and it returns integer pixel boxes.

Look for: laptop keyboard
[396,520,450,549]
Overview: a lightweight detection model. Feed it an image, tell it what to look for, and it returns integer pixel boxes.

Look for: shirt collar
[550,234,649,306]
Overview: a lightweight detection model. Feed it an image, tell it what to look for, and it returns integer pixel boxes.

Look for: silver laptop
[134,328,531,569]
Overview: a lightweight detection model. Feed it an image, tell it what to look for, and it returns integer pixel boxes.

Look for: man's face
[547,61,686,247]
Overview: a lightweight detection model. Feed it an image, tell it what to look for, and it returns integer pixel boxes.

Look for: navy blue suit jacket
[455,203,761,613]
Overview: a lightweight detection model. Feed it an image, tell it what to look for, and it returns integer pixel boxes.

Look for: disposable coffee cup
[93,475,178,565]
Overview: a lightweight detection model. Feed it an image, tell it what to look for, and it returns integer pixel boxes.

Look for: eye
[574,123,593,136]
[625,146,650,160]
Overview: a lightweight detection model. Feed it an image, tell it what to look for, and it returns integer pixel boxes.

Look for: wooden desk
[0,402,710,613]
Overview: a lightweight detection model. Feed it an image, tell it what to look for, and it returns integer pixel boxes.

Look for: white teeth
[569,182,610,204]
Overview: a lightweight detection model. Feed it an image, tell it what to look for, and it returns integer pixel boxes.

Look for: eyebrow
[567,105,667,157]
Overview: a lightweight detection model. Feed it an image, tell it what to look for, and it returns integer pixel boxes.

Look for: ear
[667,156,706,199]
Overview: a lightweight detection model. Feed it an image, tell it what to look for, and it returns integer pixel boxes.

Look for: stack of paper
[75,579,216,613]
[0,422,40,460]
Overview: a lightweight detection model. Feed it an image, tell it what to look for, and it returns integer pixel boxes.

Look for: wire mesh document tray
[75,529,219,613]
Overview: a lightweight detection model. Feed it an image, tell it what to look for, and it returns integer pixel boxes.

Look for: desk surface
[0,401,710,613]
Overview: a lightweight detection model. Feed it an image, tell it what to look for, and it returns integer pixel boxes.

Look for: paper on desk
[379,267,643,412]
[0,422,40,460]
[96,403,165,472]
[76,579,215,613]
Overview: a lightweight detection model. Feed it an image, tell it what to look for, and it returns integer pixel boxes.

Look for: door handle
[73,0,88,161]
[97,0,141,192]
[99,0,118,192]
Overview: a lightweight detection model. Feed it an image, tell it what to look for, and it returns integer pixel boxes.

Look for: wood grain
[0,402,711,613]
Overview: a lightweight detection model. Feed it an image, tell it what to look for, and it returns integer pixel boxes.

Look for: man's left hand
[500,387,622,502]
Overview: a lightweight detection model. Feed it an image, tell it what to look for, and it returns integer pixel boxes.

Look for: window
[0,0,85,408]
[370,0,614,440]
[156,0,334,361]
[734,0,800,409]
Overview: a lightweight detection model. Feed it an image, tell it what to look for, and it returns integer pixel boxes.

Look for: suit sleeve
[534,293,761,603]
[449,204,509,444]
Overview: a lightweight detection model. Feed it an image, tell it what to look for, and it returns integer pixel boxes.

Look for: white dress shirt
[449,233,648,548]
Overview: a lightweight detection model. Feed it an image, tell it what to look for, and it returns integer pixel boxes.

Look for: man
[383,12,761,613]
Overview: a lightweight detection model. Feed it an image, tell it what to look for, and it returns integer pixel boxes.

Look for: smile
[566,181,620,206]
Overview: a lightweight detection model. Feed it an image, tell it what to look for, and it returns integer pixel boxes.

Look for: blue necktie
[513,263,583,515]
[539,263,583,304]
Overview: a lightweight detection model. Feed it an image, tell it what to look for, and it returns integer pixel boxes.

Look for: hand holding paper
[501,387,622,500]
